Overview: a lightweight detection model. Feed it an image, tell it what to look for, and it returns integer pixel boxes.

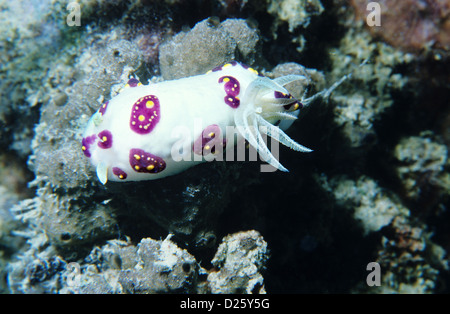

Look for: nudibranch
[82,61,316,184]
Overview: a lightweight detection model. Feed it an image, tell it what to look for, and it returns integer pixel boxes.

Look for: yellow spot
[134,154,141,160]
[223,77,230,83]
[102,136,107,142]
[124,84,130,88]
[138,115,145,122]
[292,103,300,110]
[119,175,124,179]
[146,165,155,171]
[132,121,136,125]
[135,165,140,170]
[208,132,215,138]
[206,70,212,74]
[146,100,154,108]
[223,63,231,68]
[248,68,258,75]
[137,82,143,86]
[236,96,240,100]
[135,106,139,110]
[205,145,210,150]
[82,146,86,151]
[102,104,107,108]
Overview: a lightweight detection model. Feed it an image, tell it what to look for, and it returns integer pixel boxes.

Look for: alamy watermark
[67,2,381,28]
[66,262,81,287]
[366,2,381,27]
[366,262,381,286]
[67,2,81,27]
[170,121,280,173]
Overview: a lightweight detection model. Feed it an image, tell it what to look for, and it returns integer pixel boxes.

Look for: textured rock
[325,176,410,234]
[60,236,200,294]
[159,18,261,80]
[351,0,450,54]
[394,133,449,201]
[267,0,324,31]
[208,230,268,294]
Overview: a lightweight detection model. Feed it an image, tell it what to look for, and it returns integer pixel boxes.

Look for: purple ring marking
[112,167,128,180]
[99,100,109,116]
[219,76,241,109]
[130,95,160,135]
[193,124,227,156]
[97,130,113,149]
[129,148,166,174]
[224,96,240,108]
[219,76,240,96]
[274,91,303,111]
[81,134,97,158]
[127,78,141,87]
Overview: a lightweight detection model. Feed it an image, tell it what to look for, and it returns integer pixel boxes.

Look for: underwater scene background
[0,0,449,293]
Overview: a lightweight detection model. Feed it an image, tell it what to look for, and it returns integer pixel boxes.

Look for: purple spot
[274,91,290,99]
[129,148,166,174]
[274,91,301,111]
[219,76,240,97]
[130,95,160,135]
[112,167,127,180]
[99,100,109,115]
[219,76,241,109]
[193,124,226,156]
[224,96,240,108]
[212,65,223,72]
[81,134,97,158]
[127,78,140,87]
[97,130,113,149]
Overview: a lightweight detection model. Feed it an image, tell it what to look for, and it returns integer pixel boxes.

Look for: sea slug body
[82,61,312,184]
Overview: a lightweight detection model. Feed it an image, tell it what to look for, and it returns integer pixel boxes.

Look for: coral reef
[208,230,268,294]
[60,235,200,294]
[328,24,413,149]
[394,133,449,202]
[325,176,410,235]
[8,231,268,294]
[0,0,449,295]
[373,216,448,293]
[159,18,261,80]
[351,0,450,54]
[267,0,324,31]
[321,174,448,293]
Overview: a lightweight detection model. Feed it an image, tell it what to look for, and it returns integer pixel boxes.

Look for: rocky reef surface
[0,0,449,293]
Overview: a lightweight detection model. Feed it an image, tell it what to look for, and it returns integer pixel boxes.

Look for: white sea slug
[82,61,328,184]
